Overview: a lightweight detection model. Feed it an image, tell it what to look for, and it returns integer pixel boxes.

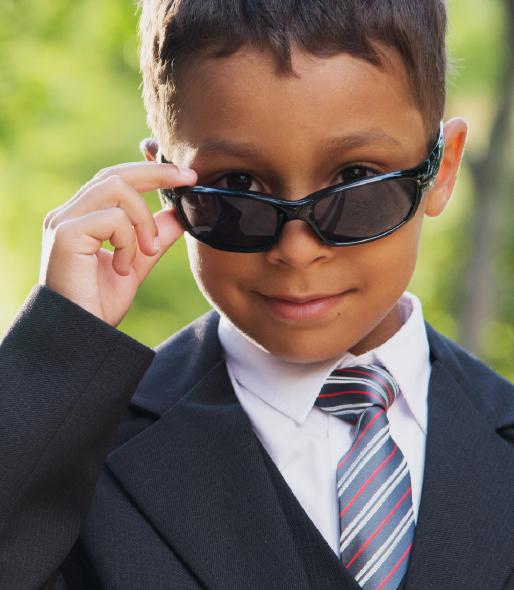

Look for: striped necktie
[315,364,415,590]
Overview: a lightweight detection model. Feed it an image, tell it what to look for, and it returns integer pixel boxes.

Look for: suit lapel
[107,337,312,590]
[106,312,514,589]
[404,330,514,590]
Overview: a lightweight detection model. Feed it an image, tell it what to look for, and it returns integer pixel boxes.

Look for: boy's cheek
[186,216,424,297]
[185,237,252,305]
[184,218,424,358]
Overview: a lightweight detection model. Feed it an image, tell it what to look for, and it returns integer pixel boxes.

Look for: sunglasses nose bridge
[282,201,312,223]
[278,201,320,240]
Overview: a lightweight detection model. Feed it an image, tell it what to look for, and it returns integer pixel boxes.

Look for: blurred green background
[0,0,513,380]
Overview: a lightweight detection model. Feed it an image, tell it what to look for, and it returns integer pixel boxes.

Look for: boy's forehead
[168,45,426,166]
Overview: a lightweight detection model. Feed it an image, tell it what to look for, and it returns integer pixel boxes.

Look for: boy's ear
[424,117,469,218]
[139,138,159,162]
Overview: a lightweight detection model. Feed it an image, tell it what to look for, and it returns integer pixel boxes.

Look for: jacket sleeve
[0,285,156,589]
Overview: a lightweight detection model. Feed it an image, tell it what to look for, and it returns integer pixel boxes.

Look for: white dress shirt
[218,291,431,556]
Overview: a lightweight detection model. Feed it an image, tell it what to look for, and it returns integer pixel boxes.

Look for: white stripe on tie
[324,377,388,402]
[328,402,374,413]
[338,427,390,495]
[337,424,390,490]
[340,460,407,549]
[356,508,414,585]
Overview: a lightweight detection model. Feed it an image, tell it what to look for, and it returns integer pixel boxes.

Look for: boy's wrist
[3,283,155,387]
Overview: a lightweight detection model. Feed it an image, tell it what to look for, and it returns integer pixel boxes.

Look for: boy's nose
[265,219,334,269]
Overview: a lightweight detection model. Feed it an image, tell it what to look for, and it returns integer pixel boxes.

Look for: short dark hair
[139,0,447,152]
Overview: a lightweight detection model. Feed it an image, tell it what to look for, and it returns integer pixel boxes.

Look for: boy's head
[138,0,467,363]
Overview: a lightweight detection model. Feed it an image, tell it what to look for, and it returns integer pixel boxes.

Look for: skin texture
[41,163,197,326]
[143,44,468,363]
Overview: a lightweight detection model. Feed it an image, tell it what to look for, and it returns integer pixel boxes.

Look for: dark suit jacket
[1,285,514,590]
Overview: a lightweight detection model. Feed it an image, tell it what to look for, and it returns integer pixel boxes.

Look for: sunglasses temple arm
[419,122,445,190]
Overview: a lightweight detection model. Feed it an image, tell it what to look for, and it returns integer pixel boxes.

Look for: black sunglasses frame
[159,122,444,253]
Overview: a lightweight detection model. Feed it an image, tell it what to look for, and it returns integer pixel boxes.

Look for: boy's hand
[40,162,197,327]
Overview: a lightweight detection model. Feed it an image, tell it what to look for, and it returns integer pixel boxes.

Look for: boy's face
[164,45,466,363]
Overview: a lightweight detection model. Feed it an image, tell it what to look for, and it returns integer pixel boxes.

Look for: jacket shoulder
[425,322,514,431]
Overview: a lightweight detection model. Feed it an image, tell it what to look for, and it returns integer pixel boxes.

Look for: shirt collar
[218,292,430,432]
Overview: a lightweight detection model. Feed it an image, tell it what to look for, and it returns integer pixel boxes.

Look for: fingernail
[178,166,196,180]
[153,236,160,253]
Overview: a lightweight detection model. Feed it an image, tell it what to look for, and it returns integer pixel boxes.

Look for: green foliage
[0,0,210,342]
[0,0,512,380]
[447,0,506,96]
[409,0,514,380]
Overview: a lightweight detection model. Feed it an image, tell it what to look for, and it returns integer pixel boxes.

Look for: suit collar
[132,311,514,432]
[108,310,363,589]
[404,327,514,589]
[425,322,514,431]
[404,358,514,589]
[108,343,315,590]
[129,311,222,417]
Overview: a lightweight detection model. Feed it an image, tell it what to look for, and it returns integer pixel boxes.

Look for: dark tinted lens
[313,178,417,241]
[178,191,279,250]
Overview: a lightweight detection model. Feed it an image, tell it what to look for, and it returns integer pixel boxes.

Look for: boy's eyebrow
[320,128,403,152]
[194,128,402,160]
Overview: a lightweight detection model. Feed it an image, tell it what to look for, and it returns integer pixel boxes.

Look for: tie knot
[315,364,399,421]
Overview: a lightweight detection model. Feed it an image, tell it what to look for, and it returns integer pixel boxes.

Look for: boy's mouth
[256,290,352,322]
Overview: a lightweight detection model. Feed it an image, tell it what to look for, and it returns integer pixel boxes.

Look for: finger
[48,175,161,257]
[111,222,138,276]
[53,207,137,276]
[132,207,185,281]
[44,162,196,230]
[92,161,196,194]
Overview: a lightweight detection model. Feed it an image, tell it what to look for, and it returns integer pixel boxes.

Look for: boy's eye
[338,165,378,184]
[209,165,379,193]
[211,172,261,192]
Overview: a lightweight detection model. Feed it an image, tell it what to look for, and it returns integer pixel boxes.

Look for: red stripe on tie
[339,368,394,405]
[318,389,383,404]
[345,485,412,569]
[375,542,413,590]
[339,445,399,519]
[337,409,385,469]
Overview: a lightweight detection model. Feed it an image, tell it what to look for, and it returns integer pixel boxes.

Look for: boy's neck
[349,302,403,357]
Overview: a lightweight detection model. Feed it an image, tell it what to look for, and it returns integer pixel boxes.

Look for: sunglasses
[159,123,444,253]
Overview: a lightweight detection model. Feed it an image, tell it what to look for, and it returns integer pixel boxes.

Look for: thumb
[133,207,185,280]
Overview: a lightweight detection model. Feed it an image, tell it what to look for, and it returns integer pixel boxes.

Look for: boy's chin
[242,327,362,365]
[230,302,404,365]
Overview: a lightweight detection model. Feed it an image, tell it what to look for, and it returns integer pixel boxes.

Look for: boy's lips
[256,290,353,322]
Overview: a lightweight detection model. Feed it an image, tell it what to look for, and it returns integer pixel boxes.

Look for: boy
[1,0,513,589]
